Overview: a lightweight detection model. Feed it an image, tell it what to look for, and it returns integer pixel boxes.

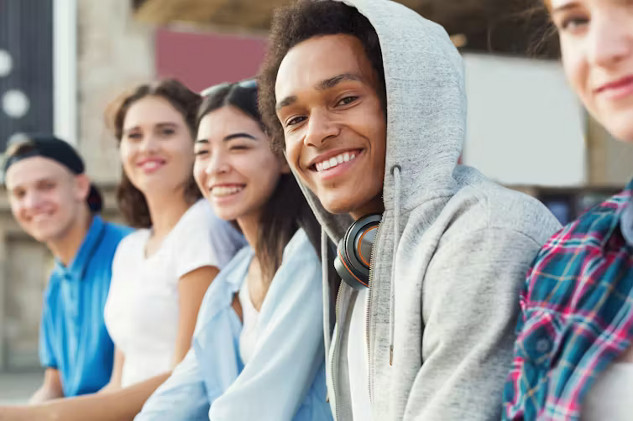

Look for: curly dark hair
[258,0,386,153]
[106,78,202,228]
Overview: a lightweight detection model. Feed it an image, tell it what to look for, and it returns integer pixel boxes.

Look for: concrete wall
[76,0,155,184]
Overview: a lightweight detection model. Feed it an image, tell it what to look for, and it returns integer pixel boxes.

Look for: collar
[53,215,106,282]
[619,178,633,247]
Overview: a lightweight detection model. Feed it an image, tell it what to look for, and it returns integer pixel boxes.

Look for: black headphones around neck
[334,214,382,289]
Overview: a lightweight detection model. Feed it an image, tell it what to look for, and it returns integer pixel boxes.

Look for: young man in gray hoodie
[259,0,561,419]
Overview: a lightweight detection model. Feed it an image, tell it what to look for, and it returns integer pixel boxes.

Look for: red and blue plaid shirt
[503,179,633,420]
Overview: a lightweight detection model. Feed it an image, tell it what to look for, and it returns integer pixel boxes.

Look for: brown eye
[337,96,358,106]
[286,116,306,127]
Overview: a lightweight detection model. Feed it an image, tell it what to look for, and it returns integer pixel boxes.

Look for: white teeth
[142,161,161,170]
[212,186,244,197]
[314,152,358,172]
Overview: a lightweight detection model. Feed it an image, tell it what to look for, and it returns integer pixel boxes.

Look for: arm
[403,228,543,421]
[29,368,64,404]
[0,372,169,421]
[172,266,219,366]
[135,348,210,421]
[99,348,125,394]
[209,240,327,420]
[31,293,63,404]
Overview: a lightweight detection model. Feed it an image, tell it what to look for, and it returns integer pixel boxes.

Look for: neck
[48,206,93,267]
[145,189,192,239]
[237,212,260,251]
[350,196,385,221]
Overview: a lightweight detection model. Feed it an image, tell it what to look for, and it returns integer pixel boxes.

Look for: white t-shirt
[104,199,245,387]
[348,288,372,420]
[581,362,633,421]
[238,278,260,365]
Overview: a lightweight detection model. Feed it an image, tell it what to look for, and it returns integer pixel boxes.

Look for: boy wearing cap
[3,135,131,402]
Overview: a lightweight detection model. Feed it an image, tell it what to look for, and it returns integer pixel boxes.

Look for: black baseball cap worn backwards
[2,134,103,213]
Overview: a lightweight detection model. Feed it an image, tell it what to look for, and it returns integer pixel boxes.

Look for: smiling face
[193,106,286,225]
[275,34,387,220]
[5,156,89,244]
[119,95,196,198]
[550,0,633,141]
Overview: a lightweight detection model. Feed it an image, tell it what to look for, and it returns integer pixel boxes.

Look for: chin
[31,230,59,243]
[609,123,633,143]
[211,207,240,222]
[320,195,358,216]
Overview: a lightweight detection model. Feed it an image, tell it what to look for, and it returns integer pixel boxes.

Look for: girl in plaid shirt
[503,1,633,420]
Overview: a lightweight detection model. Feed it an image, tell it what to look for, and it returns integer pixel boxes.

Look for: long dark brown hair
[106,79,202,228]
[197,81,326,287]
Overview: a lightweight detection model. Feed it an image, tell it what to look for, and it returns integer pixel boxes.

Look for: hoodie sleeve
[403,226,541,421]
[208,233,332,421]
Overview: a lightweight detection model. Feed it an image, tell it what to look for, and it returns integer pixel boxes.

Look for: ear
[74,173,91,202]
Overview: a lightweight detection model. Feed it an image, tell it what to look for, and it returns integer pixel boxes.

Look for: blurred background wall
[0,0,631,384]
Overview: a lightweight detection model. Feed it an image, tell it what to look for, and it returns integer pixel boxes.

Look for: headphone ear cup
[335,238,369,289]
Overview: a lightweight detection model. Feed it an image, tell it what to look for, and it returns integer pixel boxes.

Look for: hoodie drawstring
[321,229,332,364]
[389,165,402,366]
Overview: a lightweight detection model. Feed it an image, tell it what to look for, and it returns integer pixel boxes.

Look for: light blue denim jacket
[135,229,332,421]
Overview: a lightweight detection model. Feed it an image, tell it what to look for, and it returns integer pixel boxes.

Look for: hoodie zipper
[365,223,382,404]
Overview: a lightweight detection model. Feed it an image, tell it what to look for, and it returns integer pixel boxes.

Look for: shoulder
[181,200,216,227]
[111,229,146,265]
[434,167,561,246]
[281,228,319,263]
[100,219,134,250]
[535,190,626,260]
[174,200,234,240]
[524,191,629,304]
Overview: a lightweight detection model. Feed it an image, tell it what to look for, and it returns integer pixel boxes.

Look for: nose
[205,149,230,176]
[303,108,340,148]
[139,134,159,154]
[588,12,632,68]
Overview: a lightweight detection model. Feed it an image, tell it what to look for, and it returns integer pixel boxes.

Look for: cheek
[562,45,587,97]
[192,161,207,192]
[10,202,23,220]
[284,139,302,171]
[119,143,135,171]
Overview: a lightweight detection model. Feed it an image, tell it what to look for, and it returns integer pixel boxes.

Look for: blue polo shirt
[39,215,131,397]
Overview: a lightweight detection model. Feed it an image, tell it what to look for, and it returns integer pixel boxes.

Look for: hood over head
[291,0,467,243]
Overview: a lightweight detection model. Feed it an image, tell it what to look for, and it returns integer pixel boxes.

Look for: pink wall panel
[156,28,267,93]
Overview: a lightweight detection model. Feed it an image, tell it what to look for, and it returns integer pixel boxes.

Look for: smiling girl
[103,79,245,390]
[135,80,333,421]
[503,1,633,420]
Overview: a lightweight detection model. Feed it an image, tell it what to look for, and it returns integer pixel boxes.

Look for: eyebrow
[195,133,256,144]
[123,121,178,134]
[276,72,363,110]
[224,133,256,142]
[550,2,579,15]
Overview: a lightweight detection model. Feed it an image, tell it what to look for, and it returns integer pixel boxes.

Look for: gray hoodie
[293,0,562,420]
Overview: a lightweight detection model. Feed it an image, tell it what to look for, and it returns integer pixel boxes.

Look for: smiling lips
[211,184,245,197]
[313,151,359,172]
[595,75,633,100]
[137,158,166,173]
